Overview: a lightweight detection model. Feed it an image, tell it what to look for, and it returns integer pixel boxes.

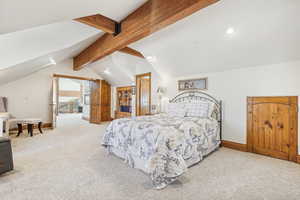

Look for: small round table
[12,119,43,137]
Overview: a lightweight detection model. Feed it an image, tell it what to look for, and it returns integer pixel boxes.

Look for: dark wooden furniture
[115,86,133,119]
[17,122,43,137]
[247,96,298,162]
[0,137,13,175]
[90,80,111,124]
[12,119,43,137]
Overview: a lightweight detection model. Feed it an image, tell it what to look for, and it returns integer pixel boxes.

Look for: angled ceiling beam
[118,47,145,59]
[74,14,145,60]
[74,0,219,70]
[75,14,117,34]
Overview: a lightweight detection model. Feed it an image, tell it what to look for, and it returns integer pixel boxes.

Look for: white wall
[0,59,102,123]
[160,60,300,153]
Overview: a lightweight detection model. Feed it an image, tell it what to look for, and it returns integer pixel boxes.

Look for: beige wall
[0,59,102,123]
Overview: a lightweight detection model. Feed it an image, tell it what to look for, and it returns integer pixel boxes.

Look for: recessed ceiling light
[103,69,111,75]
[41,58,56,68]
[49,58,56,65]
[226,27,235,35]
[146,56,157,63]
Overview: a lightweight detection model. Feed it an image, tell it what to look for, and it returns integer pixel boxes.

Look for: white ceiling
[0,21,102,70]
[0,0,148,86]
[89,52,157,87]
[0,20,102,85]
[1,0,300,87]
[0,0,147,34]
[0,33,100,85]
[131,0,300,77]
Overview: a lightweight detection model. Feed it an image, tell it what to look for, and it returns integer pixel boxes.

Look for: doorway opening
[51,74,94,128]
[51,74,112,128]
[57,78,90,126]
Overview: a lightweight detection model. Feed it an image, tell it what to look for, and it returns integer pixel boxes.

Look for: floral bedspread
[102,114,220,189]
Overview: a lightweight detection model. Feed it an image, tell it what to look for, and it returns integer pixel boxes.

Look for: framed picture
[178,78,207,91]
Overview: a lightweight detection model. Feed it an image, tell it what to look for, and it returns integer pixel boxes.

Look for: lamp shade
[156,87,165,94]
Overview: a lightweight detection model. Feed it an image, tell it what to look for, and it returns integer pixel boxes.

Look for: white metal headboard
[169,90,222,139]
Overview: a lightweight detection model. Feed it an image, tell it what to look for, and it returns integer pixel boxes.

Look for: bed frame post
[219,100,222,141]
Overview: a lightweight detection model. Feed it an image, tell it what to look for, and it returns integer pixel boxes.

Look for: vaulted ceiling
[1,0,300,86]
[131,0,300,77]
[0,0,147,34]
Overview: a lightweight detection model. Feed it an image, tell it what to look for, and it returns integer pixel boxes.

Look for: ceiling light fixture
[226,27,235,35]
[103,68,111,75]
[146,56,157,63]
[40,58,57,68]
[49,58,56,65]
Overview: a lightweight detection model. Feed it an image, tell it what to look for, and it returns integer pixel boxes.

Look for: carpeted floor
[1,114,300,200]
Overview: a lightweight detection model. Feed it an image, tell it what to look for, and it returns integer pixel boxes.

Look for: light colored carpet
[1,114,300,200]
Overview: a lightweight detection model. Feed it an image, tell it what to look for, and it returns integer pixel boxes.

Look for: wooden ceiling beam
[118,47,145,59]
[74,0,219,70]
[75,14,117,34]
[74,14,145,60]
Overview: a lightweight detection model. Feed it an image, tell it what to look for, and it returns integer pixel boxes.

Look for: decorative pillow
[185,102,211,117]
[208,102,217,118]
[166,103,186,117]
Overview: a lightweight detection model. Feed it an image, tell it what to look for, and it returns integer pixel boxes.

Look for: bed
[102,91,222,189]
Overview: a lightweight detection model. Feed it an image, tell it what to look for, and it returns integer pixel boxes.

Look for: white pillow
[208,102,217,118]
[166,103,186,117]
[185,102,211,117]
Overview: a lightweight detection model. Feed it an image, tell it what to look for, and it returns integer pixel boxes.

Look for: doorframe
[53,74,97,81]
[247,96,298,162]
[135,72,151,116]
[51,74,97,127]
[51,77,59,129]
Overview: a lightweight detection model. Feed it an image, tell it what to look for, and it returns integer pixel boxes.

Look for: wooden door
[51,77,59,129]
[136,73,151,116]
[90,80,101,124]
[100,80,111,121]
[247,97,298,162]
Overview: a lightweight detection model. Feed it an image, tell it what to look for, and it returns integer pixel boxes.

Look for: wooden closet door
[90,80,101,124]
[136,73,151,116]
[247,97,298,162]
[100,80,111,121]
[140,78,150,115]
